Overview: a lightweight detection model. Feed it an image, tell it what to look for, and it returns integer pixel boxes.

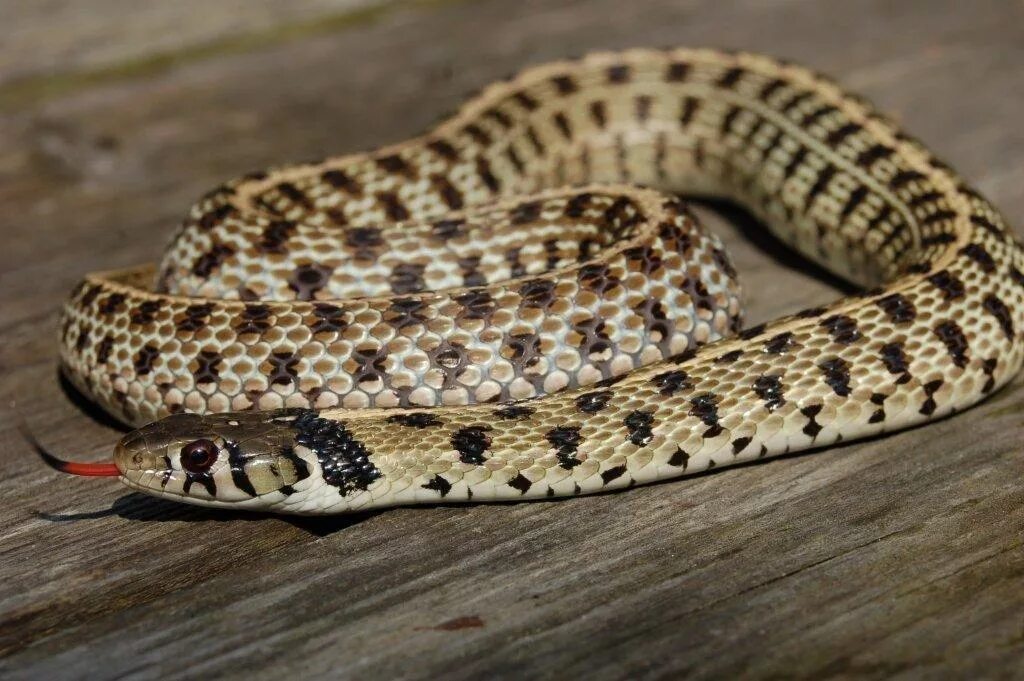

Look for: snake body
[58,48,1024,514]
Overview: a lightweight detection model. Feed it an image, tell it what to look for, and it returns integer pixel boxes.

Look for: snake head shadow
[114,409,313,508]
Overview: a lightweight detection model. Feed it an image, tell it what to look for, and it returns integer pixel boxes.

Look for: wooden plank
[0,0,1022,678]
[0,0,390,87]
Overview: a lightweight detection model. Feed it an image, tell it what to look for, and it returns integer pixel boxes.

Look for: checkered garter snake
[47,48,1024,514]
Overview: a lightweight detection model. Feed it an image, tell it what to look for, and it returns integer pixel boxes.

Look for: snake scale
[52,48,1024,515]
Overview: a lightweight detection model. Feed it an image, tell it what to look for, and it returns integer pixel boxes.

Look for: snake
[46,47,1024,515]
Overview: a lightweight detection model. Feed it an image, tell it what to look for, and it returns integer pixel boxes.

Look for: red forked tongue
[22,424,120,477]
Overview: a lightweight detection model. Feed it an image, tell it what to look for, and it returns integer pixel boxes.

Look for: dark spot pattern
[689,393,723,438]
[801,404,824,438]
[982,295,1014,340]
[651,370,692,396]
[423,475,452,497]
[388,413,442,428]
[309,303,350,335]
[451,426,493,465]
[753,375,786,412]
[818,357,853,396]
[919,379,944,416]
[134,344,160,376]
[192,350,222,385]
[926,270,966,300]
[934,320,969,368]
[192,243,234,278]
[575,390,613,414]
[508,473,533,494]
[961,243,996,272]
[879,341,911,384]
[763,332,796,354]
[288,263,334,300]
[494,405,535,420]
[601,465,628,485]
[623,410,655,447]
[546,426,583,469]
[820,315,862,345]
[176,303,215,332]
[292,410,381,496]
[875,293,917,324]
[268,351,300,386]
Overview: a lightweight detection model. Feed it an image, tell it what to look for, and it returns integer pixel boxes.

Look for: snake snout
[113,432,160,478]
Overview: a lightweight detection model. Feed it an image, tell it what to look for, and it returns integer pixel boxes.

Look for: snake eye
[180,439,218,473]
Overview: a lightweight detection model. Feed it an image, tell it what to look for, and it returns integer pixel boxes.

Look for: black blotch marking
[197,203,237,230]
[961,243,996,272]
[758,77,785,102]
[753,374,786,412]
[651,370,692,396]
[821,315,862,344]
[129,300,162,326]
[601,464,627,485]
[804,164,836,211]
[259,220,297,253]
[134,344,159,376]
[920,379,944,416]
[926,270,965,300]
[982,358,998,394]
[738,323,767,341]
[192,243,234,278]
[827,122,863,148]
[715,349,743,364]
[666,61,689,81]
[451,426,493,465]
[982,294,1014,340]
[856,144,894,169]
[889,170,926,190]
[275,182,312,208]
[679,96,700,126]
[575,390,613,414]
[731,437,752,455]
[934,320,969,368]
[801,404,824,438]
[552,112,573,140]
[423,474,451,497]
[494,405,535,420]
[689,393,722,438]
[427,139,459,161]
[875,293,917,324]
[668,447,690,469]
[607,64,631,83]
[879,341,911,384]
[322,169,362,194]
[624,410,655,447]
[508,473,532,494]
[546,426,583,469]
[292,411,380,496]
[763,332,795,354]
[551,75,578,95]
[224,440,257,497]
[717,66,744,89]
[818,357,853,396]
[387,413,442,428]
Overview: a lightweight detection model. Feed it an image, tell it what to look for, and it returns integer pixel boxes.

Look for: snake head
[113,410,313,508]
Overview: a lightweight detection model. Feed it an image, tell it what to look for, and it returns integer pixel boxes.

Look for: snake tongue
[42,455,121,477]
[22,425,121,476]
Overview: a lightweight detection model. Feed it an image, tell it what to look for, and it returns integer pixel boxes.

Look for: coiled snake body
[55,48,1024,514]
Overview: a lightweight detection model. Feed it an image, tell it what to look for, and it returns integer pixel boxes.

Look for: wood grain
[1,1,1022,679]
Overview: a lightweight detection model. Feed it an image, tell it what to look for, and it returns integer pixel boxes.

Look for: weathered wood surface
[1,1,1023,679]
